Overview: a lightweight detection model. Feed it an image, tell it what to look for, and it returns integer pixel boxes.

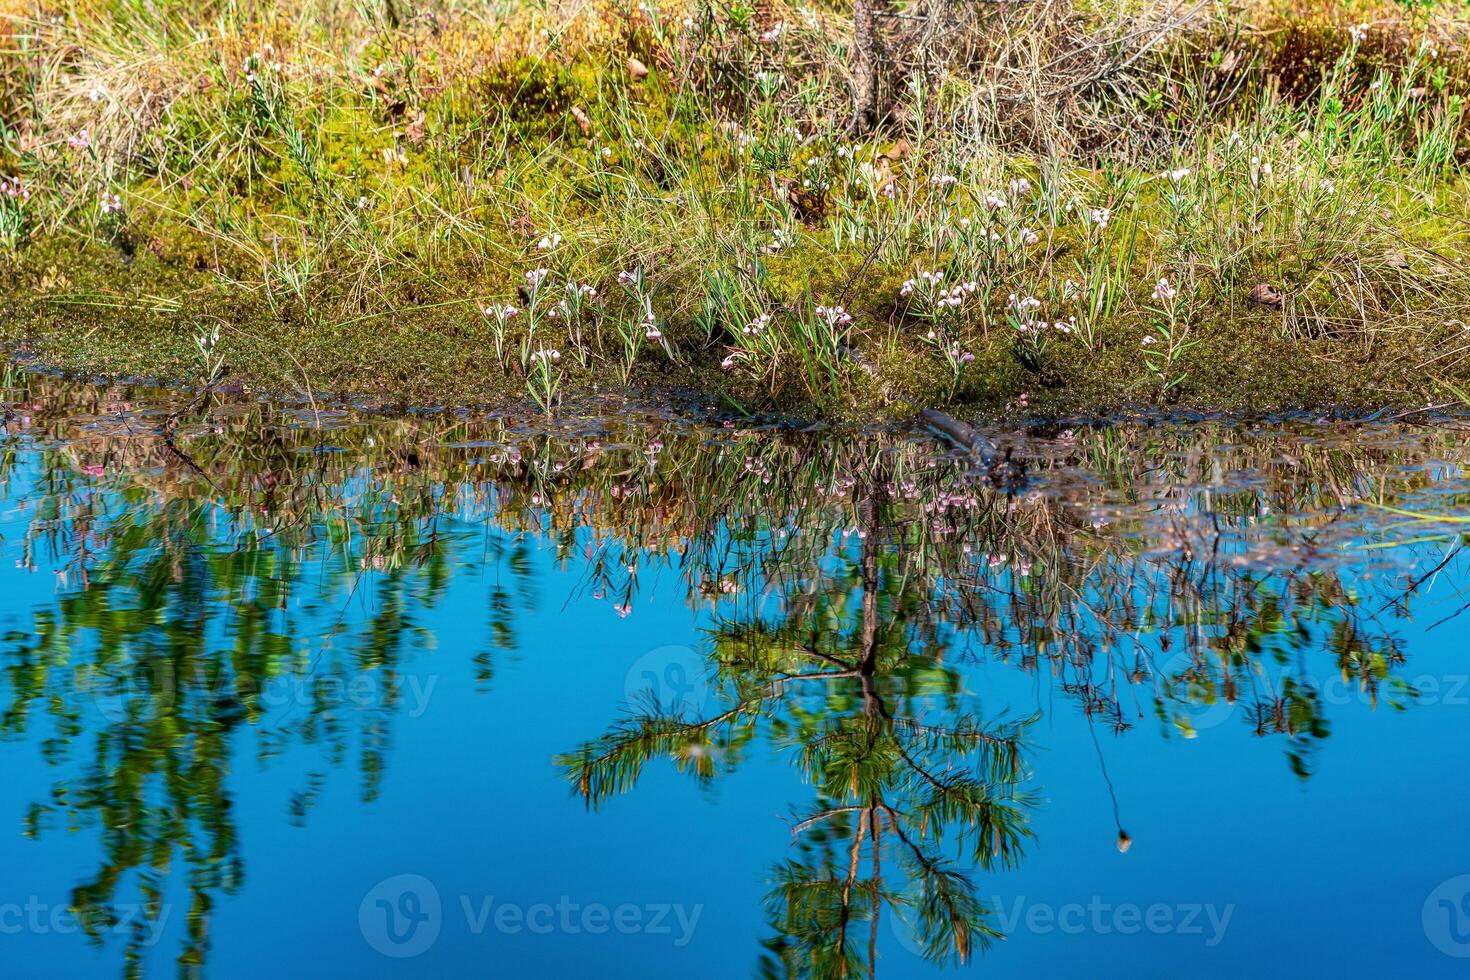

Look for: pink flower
[68,129,91,150]
[814,305,853,327]
[1,175,30,201]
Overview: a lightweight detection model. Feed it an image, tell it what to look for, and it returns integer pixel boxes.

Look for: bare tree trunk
[850,0,882,133]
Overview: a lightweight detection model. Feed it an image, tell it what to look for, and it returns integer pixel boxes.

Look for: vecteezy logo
[1154,649,1237,737]
[624,645,708,714]
[1423,874,1470,957]
[359,874,442,958]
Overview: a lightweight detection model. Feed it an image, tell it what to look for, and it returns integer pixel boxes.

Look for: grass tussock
[2,0,1470,418]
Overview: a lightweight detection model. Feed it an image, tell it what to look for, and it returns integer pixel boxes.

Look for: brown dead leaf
[1382,249,1411,271]
[404,110,426,146]
[570,106,591,134]
[1248,283,1285,308]
[626,56,649,81]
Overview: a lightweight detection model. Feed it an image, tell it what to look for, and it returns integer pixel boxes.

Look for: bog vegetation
[2,0,1470,417]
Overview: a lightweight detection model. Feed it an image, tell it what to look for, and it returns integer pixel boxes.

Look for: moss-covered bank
[4,0,1470,418]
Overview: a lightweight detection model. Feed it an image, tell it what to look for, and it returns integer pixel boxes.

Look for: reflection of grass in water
[0,373,1464,972]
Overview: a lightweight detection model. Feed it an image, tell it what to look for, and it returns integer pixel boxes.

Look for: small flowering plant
[789,301,856,396]
[1141,275,1193,396]
[479,301,520,370]
[526,347,563,412]
[717,281,783,384]
[899,268,980,393]
[99,190,125,221]
[193,323,225,386]
[0,173,32,248]
[512,267,556,372]
[613,267,665,384]
[1006,292,1055,372]
[549,281,598,367]
[790,155,834,222]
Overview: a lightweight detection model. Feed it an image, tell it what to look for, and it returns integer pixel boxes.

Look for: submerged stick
[919,408,995,459]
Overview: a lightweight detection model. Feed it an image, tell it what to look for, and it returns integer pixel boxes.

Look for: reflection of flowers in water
[6,374,1470,977]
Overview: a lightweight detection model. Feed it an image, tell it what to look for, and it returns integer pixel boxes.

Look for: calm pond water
[1,374,1469,978]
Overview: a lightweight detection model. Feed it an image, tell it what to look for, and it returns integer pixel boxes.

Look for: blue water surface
[0,386,1467,978]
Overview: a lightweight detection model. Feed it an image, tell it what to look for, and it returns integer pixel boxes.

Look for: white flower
[1007,177,1032,197]
[537,233,562,251]
[87,84,107,102]
[1089,207,1111,229]
[1152,277,1177,302]
[99,191,123,214]
[1141,335,1156,346]
[525,268,550,287]
[1164,168,1190,183]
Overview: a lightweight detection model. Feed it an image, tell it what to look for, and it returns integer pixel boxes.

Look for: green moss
[5,6,1470,419]
[1,220,1459,422]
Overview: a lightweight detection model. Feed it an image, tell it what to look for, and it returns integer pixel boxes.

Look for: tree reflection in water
[0,375,1464,977]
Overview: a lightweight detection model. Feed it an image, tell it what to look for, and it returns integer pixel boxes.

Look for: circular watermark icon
[73,660,179,726]
[1423,874,1470,957]
[888,904,930,959]
[624,645,708,714]
[359,874,442,958]
[1154,650,1237,737]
